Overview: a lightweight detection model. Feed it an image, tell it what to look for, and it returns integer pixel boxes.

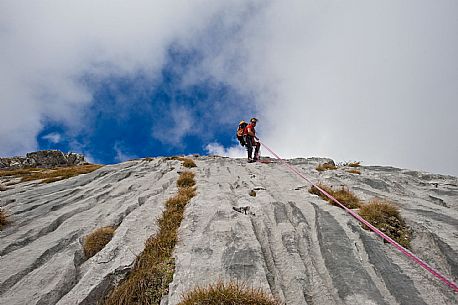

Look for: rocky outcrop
[0,150,87,169]
[0,156,456,305]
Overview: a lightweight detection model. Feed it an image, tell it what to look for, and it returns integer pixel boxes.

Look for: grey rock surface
[0,150,87,169]
[0,156,457,305]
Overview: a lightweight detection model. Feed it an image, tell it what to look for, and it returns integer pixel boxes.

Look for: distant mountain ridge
[0,150,87,169]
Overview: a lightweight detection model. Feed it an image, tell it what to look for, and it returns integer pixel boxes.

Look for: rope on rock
[258,139,458,293]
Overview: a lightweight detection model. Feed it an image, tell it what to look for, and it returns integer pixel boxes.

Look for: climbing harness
[258,139,458,293]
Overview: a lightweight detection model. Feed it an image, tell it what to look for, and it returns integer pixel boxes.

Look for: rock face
[0,150,87,169]
[0,156,457,305]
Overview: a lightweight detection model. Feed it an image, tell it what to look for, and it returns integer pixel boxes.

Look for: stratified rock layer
[0,156,456,305]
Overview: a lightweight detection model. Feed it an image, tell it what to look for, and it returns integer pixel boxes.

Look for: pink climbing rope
[258,140,458,293]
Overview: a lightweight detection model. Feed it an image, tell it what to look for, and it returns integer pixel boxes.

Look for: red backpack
[236,121,248,146]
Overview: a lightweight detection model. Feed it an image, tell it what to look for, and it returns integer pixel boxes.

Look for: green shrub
[83,226,116,259]
[179,281,281,305]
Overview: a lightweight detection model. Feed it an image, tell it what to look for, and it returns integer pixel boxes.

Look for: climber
[244,117,261,163]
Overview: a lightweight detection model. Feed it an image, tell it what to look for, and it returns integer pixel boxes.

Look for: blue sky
[1,1,457,175]
[36,48,255,164]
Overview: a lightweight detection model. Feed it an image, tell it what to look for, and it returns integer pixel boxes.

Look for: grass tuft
[308,183,329,198]
[309,183,361,209]
[0,164,102,184]
[83,226,116,259]
[0,208,10,230]
[348,169,361,175]
[358,199,411,248]
[104,172,196,305]
[165,156,197,168]
[179,281,281,305]
[316,162,337,172]
[180,158,197,168]
[177,171,196,188]
[347,161,361,167]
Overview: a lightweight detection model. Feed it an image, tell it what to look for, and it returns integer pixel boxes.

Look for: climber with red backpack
[236,118,261,162]
[244,118,260,163]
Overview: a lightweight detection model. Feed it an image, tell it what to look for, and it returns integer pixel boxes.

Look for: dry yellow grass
[347,161,361,167]
[165,156,197,168]
[0,167,45,178]
[309,183,361,209]
[103,172,196,305]
[26,164,103,183]
[341,161,361,168]
[179,158,197,168]
[332,187,361,209]
[308,183,331,198]
[358,199,411,248]
[0,164,102,184]
[316,163,337,172]
[177,171,196,188]
[179,281,281,305]
[83,226,116,259]
[0,208,9,230]
[348,169,361,175]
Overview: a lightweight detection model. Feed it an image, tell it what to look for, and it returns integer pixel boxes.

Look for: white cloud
[82,153,96,165]
[205,142,246,158]
[193,1,458,175]
[114,142,137,163]
[0,0,257,155]
[1,1,457,175]
[152,105,195,146]
[42,132,62,144]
